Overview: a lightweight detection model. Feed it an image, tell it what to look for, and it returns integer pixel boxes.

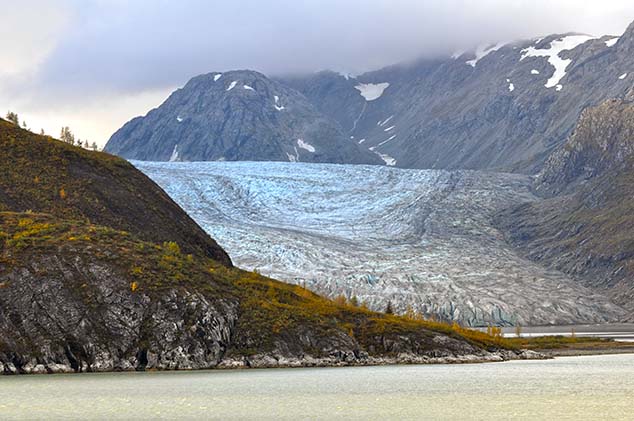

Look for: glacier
[136,161,625,326]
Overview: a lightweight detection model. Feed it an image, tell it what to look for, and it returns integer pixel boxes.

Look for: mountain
[0,120,521,374]
[106,22,634,171]
[136,160,625,327]
[281,23,634,172]
[497,95,634,316]
[105,70,382,165]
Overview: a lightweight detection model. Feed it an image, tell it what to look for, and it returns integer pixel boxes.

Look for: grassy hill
[0,120,519,374]
[0,118,231,266]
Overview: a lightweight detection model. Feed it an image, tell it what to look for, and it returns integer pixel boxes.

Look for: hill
[0,118,231,265]
[0,121,521,374]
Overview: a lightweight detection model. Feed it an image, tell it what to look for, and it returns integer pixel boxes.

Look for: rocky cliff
[0,120,519,374]
[107,21,634,172]
[498,97,634,316]
[281,23,634,172]
[105,70,382,165]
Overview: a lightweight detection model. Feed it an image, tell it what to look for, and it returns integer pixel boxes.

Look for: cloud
[0,0,70,78]
[2,0,634,146]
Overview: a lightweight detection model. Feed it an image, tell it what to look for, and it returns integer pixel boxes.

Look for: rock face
[536,94,634,194]
[497,97,634,316]
[136,160,626,326]
[107,22,634,171]
[281,24,634,172]
[105,70,382,166]
[1,120,518,374]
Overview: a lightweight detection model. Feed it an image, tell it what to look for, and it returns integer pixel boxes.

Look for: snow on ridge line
[520,35,596,90]
[605,37,619,47]
[226,81,238,91]
[355,82,390,101]
[297,139,316,153]
[466,42,506,67]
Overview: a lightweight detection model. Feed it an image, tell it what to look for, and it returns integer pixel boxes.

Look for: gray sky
[2,0,634,147]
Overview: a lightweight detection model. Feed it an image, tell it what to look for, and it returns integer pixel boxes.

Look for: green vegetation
[0,117,231,265]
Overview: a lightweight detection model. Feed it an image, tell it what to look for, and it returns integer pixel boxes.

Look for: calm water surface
[1,354,633,420]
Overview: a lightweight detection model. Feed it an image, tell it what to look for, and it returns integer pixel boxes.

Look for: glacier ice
[136,161,625,326]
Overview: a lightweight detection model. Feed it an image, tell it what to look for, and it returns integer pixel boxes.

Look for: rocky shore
[1,350,544,375]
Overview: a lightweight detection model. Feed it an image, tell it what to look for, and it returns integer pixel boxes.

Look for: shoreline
[5,345,634,376]
[2,349,544,376]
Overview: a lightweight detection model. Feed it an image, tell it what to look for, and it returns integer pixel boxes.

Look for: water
[1,355,633,420]
[498,323,634,342]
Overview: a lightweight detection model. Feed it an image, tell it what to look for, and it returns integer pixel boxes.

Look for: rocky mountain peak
[105,70,382,165]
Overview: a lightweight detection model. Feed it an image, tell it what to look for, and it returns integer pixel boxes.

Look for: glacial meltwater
[1,354,633,420]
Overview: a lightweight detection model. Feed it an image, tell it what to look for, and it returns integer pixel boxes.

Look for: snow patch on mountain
[226,81,238,91]
[620,73,628,80]
[521,35,596,89]
[297,139,315,153]
[375,152,396,166]
[214,73,222,82]
[466,42,506,67]
[507,79,515,92]
[355,83,390,101]
[274,95,285,111]
[605,37,620,47]
[378,115,394,127]
[169,145,180,162]
[377,135,397,147]
[531,69,540,75]
[176,116,183,123]
[243,84,255,91]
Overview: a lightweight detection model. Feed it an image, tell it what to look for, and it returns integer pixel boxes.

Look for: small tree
[60,126,75,145]
[385,300,394,314]
[91,141,99,151]
[40,128,45,136]
[5,111,19,125]
[349,295,359,307]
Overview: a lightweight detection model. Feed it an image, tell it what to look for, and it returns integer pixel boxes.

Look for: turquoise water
[1,354,633,420]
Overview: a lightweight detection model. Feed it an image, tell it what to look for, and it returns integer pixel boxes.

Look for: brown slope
[0,118,231,266]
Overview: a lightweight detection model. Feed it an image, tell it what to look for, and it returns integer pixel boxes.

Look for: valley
[137,161,626,327]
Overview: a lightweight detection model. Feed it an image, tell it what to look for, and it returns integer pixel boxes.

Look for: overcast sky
[2,0,634,147]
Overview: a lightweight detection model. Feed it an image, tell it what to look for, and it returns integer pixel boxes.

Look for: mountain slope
[498,96,634,315]
[105,70,382,165]
[0,122,518,374]
[282,23,634,172]
[0,118,231,265]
